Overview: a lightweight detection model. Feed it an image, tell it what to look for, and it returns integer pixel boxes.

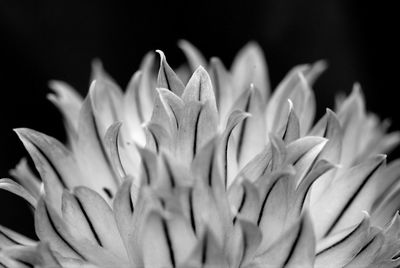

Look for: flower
[1,40,400,267]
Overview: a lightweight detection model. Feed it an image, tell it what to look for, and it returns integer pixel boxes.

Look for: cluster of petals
[1,40,400,268]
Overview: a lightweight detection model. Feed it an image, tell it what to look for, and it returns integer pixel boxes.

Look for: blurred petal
[231,42,269,103]
[179,228,229,268]
[9,158,41,201]
[0,225,36,248]
[178,40,207,72]
[231,84,266,169]
[0,178,37,207]
[311,155,386,238]
[141,210,196,268]
[47,80,83,143]
[252,211,315,268]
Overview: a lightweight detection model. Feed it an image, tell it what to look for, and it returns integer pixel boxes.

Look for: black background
[0,0,399,238]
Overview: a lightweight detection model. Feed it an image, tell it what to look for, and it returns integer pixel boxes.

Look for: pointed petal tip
[91,58,102,68]
[177,39,190,48]
[374,154,387,163]
[361,210,371,219]
[193,65,207,73]
[155,49,166,59]
[243,40,262,51]
[155,87,171,95]
[287,99,294,110]
[210,56,221,64]
[311,59,329,73]
[89,79,97,90]
[13,127,32,138]
[325,108,336,116]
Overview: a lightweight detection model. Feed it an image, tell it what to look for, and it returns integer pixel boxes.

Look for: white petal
[73,187,127,260]
[141,210,196,268]
[209,57,235,124]
[104,122,126,180]
[181,66,218,114]
[253,211,315,268]
[231,42,269,103]
[179,228,229,268]
[9,158,41,201]
[315,213,370,267]
[231,84,266,169]
[0,178,37,207]
[311,155,385,238]
[47,80,83,143]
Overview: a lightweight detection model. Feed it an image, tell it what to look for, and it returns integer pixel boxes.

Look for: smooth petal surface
[252,211,315,268]
[156,50,185,96]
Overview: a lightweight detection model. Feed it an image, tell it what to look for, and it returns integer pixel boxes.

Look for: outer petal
[176,101,218,165]
[0,178,37,207]
[14,128,82,211]
[315,213,371,267]
[181,66,218,116]
[231,42,269,103]
[311,155,386,238]
[178,228,229,268]
[74,86,119,199]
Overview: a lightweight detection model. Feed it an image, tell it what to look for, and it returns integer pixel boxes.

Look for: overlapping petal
[1,40,400,268]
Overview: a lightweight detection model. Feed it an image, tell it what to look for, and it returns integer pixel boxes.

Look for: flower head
[1,41,400,267]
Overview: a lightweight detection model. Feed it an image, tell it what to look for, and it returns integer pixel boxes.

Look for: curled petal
[156,50,185,96]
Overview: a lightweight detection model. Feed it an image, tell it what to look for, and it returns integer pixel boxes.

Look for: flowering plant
[1,41,400,267]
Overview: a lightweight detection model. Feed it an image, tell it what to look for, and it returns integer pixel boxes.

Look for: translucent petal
[231,42,269,103]
[141,210,196,268]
